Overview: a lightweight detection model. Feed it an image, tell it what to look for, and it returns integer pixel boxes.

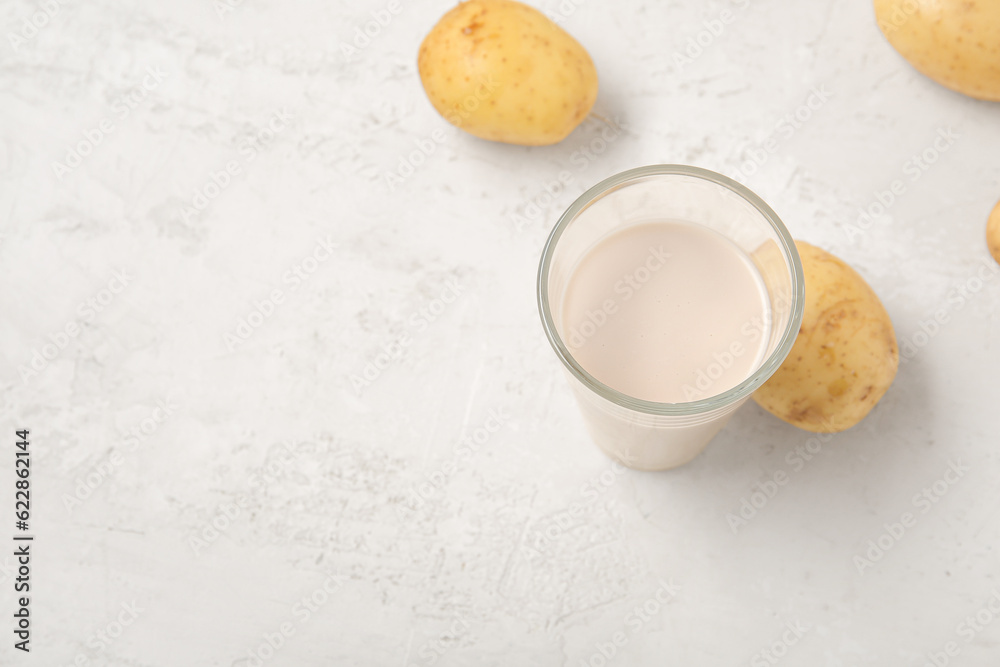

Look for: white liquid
[560,221,771,403]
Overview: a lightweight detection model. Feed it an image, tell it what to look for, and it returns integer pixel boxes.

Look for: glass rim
[536,164,805,416]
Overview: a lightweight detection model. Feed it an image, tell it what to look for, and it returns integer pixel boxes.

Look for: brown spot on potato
[827,378,849,397]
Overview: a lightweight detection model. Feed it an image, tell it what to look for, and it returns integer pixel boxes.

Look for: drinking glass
[537,165,804,471]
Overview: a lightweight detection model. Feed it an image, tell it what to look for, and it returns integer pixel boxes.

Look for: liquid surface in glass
[560,221,772,403]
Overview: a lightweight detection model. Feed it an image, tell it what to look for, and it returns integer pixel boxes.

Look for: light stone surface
[1,0,999,665]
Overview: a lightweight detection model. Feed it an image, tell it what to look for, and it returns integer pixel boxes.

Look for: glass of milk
[537,165,804,471]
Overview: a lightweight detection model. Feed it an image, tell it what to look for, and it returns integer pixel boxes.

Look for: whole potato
[418,0,598,145]
[989,199,1000,266]
[874,0,1000,101]
[753,242,899,433]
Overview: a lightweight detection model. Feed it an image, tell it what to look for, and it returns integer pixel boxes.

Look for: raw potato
[989,199,1000,266]
[418,0,598,145]
[874,0,1000,101]
[753,242,899,433]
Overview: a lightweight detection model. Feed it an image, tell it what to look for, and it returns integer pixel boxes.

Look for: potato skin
[418,0,598,146]
[989,199,1000,267]
[753,242,899,433]
[874,0,1000,101]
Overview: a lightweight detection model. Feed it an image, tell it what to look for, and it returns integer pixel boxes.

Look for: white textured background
[1,0,999,665]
